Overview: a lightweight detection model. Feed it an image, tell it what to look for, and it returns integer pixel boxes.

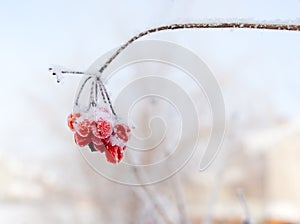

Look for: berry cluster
[67,107,130,164]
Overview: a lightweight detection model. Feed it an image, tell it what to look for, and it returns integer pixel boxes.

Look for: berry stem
[98,78,117,116]
[97,79,107,104]
[75,76,92,106]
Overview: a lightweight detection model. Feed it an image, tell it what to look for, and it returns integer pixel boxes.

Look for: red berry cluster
[67,107,130,164]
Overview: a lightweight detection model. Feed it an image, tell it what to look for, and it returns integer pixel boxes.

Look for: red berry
[91,133,106,153]
[67,113,80,131]
[105,150,117,163]
[92,118,112,139]
[114,124,130,142]
[77,119,91,137]
[93,143,106,153]
[117,147,124,161]
[105,142,125,163]
[101,137,110,146]
[74,132,91,147]
[91,134,103,146]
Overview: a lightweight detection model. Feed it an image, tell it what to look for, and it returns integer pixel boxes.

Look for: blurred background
[0,0,300,223]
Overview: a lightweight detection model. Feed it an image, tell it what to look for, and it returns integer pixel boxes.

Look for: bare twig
[98,22,300,74]
[51,21,300,116]
[132,167,173,224]
[236,188,253,224]
[172,175,189,224]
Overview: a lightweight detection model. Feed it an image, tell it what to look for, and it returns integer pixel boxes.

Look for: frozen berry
[114,123,131,142]
[74,132,91,147]
[91,134,103,146]
[92,118,112,139]
[77,119,92,137]
[67,113,80,131]
[101,136,110,146]
[105,143,125,163]
[93,143,106,153]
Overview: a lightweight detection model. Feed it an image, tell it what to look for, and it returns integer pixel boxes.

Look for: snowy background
[0,0,300,223]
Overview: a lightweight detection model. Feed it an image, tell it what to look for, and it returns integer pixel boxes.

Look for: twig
[98,22,300,74]
[236,188,253,224]
[132,167,173,224]
[172,175,189,224]
[51,22,300,116]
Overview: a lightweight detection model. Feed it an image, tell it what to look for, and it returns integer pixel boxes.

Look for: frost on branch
[49,65,86,83]
[48,65,66,83]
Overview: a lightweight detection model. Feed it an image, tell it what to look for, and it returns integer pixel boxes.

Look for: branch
[98,22,300,74]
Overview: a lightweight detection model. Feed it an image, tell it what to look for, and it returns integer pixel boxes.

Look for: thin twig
[53,22,300,115]
[75,76,92,106]
[98,22,300,74]
[98,78,116,116]
[236,188,253,224]
[132,166,173,224]
[172,175,189,224]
